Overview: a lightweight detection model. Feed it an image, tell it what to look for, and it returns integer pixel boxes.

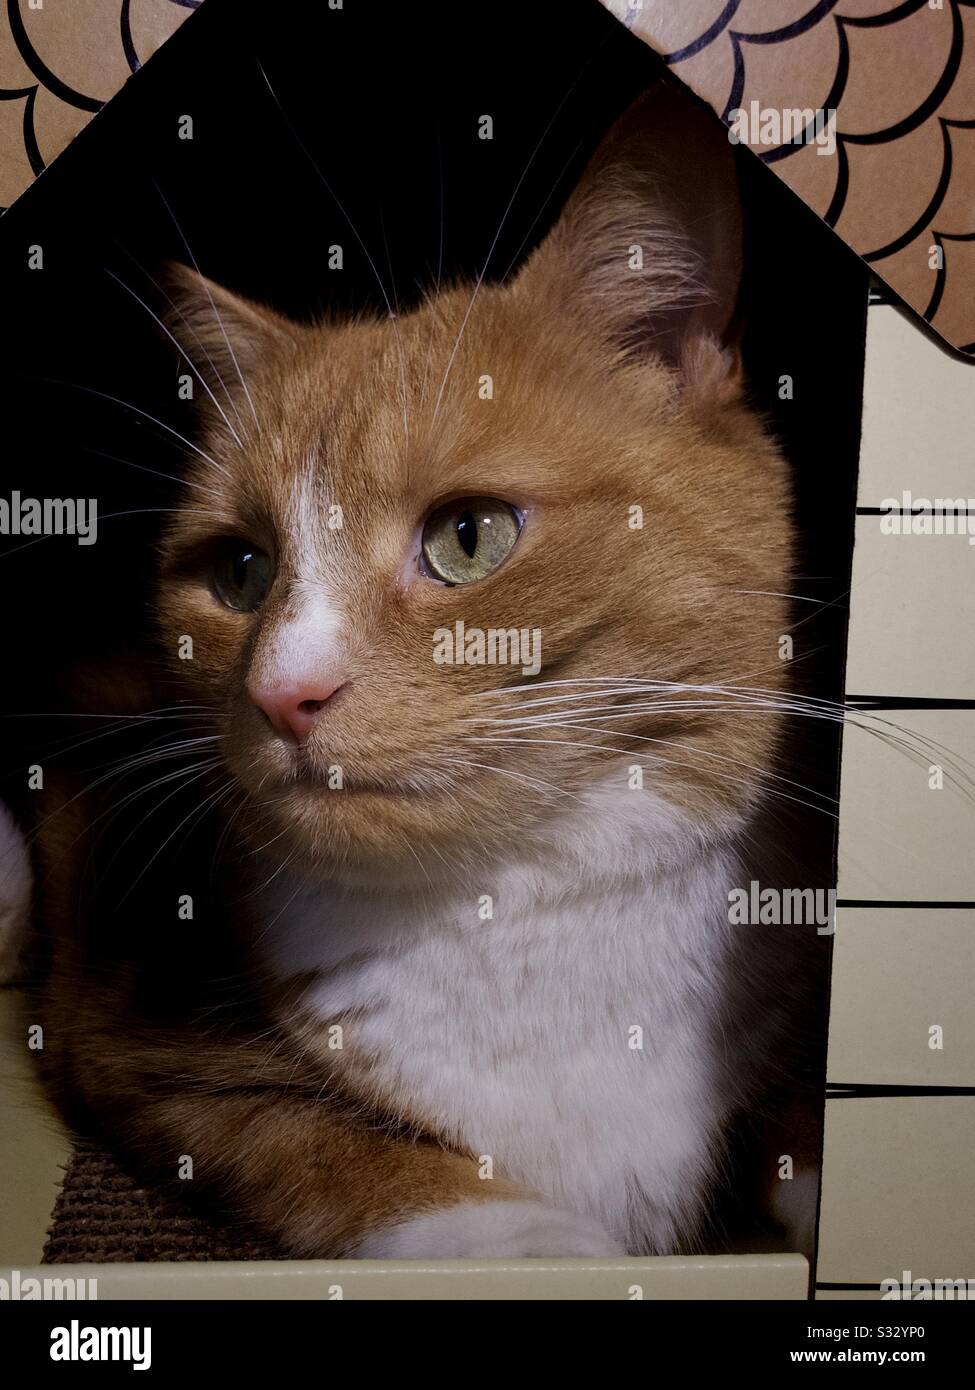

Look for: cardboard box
[1,0,972,1302]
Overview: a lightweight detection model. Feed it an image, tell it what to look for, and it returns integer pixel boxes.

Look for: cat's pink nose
[248,679,344,743]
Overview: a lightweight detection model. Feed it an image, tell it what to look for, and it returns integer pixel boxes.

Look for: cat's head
[157,85,791,885]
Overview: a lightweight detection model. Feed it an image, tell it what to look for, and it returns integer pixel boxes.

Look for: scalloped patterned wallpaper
[0,0,197,211]
[1,1,974,352]
[607,0,975,353]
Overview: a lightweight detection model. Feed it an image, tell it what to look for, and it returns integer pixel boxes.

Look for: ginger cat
[5,85,825,1258]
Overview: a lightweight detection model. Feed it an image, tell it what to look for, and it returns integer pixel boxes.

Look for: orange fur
[36,85,807,1255]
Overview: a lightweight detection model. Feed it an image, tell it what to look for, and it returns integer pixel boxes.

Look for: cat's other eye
[211,541,273,612]
[420,497,523,585]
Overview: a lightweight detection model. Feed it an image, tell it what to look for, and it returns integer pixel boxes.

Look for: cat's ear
[159,263,296,405]
[513,83,743,393]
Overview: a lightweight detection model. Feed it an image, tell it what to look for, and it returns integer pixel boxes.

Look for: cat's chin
[231,758,743,895]
[232,775,511,884]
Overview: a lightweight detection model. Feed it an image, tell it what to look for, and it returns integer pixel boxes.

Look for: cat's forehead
[236,297,599,511]
[258,307,469,485]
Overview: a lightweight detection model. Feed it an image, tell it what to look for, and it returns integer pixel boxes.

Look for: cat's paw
[0,804,31,983]
[355,1199,625,1259]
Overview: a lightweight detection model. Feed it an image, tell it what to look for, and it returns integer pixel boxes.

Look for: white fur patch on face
[355,1199,625,1259]
[250,467,348,695]
[251,586,345,699]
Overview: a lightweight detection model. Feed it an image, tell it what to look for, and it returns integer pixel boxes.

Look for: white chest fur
[253,792,744,1254]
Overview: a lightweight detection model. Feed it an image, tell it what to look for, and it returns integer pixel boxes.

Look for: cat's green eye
[421,497,523,585]
[212,541,272,612]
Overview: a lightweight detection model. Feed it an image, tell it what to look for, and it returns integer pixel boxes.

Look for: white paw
[0,803,31,984]
[355,1199,626,1259]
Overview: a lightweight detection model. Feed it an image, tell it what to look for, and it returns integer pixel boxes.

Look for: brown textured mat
[43,1139,279,1263]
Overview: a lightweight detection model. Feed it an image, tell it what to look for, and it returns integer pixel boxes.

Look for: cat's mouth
[229,733,438,805]
[286,761,423,798]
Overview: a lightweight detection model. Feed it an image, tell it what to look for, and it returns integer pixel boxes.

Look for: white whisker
[466,733,836,820]
[152,179,259,428]
[39,379,232,478]
[441,755,577,801]
[257,60,411,444]
[105,269,246,448]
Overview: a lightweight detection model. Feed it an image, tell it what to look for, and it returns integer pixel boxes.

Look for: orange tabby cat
[4,85,823,1257]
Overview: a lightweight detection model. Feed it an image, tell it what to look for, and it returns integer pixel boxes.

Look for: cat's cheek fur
[355,1199,625,1259]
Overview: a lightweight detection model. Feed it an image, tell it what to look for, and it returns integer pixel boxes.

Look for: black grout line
[816,1282,882,1291]
[855,506,975,516]
[836,899,975,909]
[827,1085,975,1097]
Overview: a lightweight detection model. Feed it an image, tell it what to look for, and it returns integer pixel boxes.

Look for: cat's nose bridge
[247,586,348,743]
